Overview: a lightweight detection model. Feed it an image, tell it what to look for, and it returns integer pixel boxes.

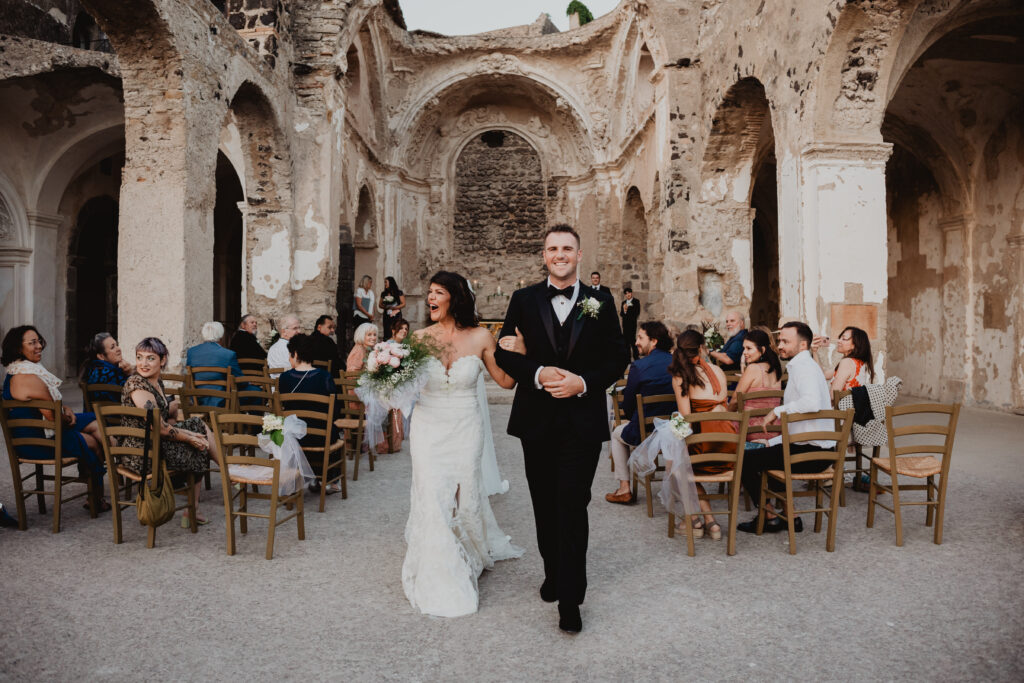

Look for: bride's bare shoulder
[413,325,436,340]
[469,325,496,349]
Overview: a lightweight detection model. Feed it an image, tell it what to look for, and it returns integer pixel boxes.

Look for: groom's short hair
[544,223,580,247]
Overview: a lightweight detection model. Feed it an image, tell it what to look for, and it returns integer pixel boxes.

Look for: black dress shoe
[0,503,17,529]
[737,516,803,534]
[558,604,582,633]
[539,579,557,603]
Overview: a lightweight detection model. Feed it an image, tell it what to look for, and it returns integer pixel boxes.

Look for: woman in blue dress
[80,332,132,403]
[2,325,108,510]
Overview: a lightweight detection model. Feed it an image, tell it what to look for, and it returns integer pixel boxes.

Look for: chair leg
[296,491,305,541]
[925,475,935,527]
[814,483,823,533]
[727,478,740,556]
[644,475,653,518]
[318,456,328,513]
[188,476,198,534]
[891,473,904,547]
[224,485,236,557]
[86,475,97,518]
[266,488,279,560]
[204,470,212,491]
[110,475,123,544]
[51,462,63,534]
[839,469,847,508]
[866,462,877,528]
[784,481,796,555]
[368,446,375,472]
[340,454,348,500]
[667,512,674,538]
[933,474,949,545]
[35,464,46,514]
[239,486,248,534]
[352,444,360,481]
[826,468,842,552]
[631,471,638,501]
[756,473,768,535]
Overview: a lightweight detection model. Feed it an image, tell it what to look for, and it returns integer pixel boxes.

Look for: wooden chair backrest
[208,413,277,484]
[179,386,236,421]
[683,410,751,470]
[238,358,269,377]
[635,393,677,441]
[94,405,162,475]
[1,398,63,462]
[313,360,333,375]
[780,409,853,467]
[234,376,275,415]
[832,389,850,409]
[884,403,960,463]
[278,392,335,452]
[161,373,187,403]
[84,382,125,412]
[186,366,233,390]
[736,389,784,439]
[268,367,291,377]
[610,378,628,426]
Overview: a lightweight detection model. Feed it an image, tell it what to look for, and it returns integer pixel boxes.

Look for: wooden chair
[608,378,628,473]
[277,391,346,511]
[234,375,275,417]
[336,389,368,480]
[668,411,751,557]
[735,388,784,510]
[868,403,960,546]
[0,398,98,532]
[161,372,187,406]
[313,359,334,375]
[832,389,880,507]
[632,393,677,518]
[94,405,199,546]
[238,358,268,377]
[83,382,126,413]
[209,413,305,559]
[179,385,235,490]
[268,367,291,378]
[757,409,853,554]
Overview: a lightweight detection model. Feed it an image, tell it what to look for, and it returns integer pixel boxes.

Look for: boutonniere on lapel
[577,296,602,321]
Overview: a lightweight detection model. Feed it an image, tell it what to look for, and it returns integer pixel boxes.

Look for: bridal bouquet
[702,320,725,351]
[356,336,436,449]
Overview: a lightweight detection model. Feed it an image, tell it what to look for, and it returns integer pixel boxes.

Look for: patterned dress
[82,359,129,403]
[119,374,209,474]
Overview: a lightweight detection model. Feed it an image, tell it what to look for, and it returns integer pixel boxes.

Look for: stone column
[26,211,63,370]
[939,214,972,402]
[799,142,892,372]
[1007,230,1024,412]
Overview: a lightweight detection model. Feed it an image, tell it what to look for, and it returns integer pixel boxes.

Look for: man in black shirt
[309,314,341,371]
[229,314,266,360]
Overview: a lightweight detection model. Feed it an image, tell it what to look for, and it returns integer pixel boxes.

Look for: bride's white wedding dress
[403,355,523,617]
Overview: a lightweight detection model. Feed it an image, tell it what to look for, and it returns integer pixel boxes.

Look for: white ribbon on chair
[257,415,315,495]
[627,417,702,519]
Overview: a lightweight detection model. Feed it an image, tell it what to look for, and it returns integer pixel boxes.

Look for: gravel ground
[1,391,1022,682]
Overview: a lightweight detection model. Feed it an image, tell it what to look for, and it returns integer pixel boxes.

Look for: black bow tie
[547,284,575,300]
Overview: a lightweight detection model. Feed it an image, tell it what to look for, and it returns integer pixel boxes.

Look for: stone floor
[1,393,1022,681]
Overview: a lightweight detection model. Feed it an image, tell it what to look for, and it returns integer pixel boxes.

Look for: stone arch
[342,21,387,146]
[66,195,118,371]
[213,151,243,335]
[34,123,125,212]
[698,77,778,323]
[454,129,546,319]
[621,187,649,310]
[353,185,379,303]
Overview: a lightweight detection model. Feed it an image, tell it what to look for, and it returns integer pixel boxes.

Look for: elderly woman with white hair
[267,314,302,377]
[184,321,243,407]
[346,321,379,372]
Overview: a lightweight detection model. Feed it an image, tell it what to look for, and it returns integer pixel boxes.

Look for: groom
[495,224,629,633]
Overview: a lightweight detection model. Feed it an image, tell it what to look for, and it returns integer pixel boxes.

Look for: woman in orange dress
[668,329,738,540]
[825,326,874,392]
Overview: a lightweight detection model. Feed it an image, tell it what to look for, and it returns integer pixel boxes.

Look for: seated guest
[267,314,302,377]
[606,321,674,504]
[122,337,218,526]
[737,321,837,534]
[278,333,343,494]
[308,314,340,369]
[668,330,738,540]
[2,325,108,511]
[185,321,243,407]
[728,328,783,439]
[823,326,874,392]
[346,322,378,372]
[80,332,133,402]
[229,314,266,360]
[391,319,410,343]
[709,310,747,369]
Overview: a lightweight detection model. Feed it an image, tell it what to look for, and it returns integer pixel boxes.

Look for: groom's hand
[543,369,585,399]
[537,366,564,385]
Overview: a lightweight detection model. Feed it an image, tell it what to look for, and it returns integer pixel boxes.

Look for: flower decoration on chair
[261,413,286,446]
[576,296,602,321]
[702,320,725,351]
[666,412,693,441]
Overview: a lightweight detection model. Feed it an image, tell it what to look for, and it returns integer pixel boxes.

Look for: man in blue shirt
[185,321,243,407]
[606,321,675,504]
[710,310,747,369]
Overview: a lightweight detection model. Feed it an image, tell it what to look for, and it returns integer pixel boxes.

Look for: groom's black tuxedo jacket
[494,281,629,442]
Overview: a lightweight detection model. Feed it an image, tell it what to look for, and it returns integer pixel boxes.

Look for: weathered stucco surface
[0,0,1021,412]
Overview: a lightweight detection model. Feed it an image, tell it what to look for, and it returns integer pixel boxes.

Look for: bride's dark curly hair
[429,271,479,329]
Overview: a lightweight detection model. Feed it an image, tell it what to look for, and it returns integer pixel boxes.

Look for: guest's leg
[609,424,632,491]
[554,437,601,606]
[741,443,782,509]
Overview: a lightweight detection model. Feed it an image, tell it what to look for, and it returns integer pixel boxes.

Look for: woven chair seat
[695,471,734,483]
[227,463,274,486]
[872,455,942,478]
[767,466,836,481]
[19,456,78,466]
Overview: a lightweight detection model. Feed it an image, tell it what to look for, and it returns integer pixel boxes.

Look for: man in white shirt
[267,314,302,377]
[738,321,836,534]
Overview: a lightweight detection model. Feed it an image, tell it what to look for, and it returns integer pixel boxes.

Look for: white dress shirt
[534,278,587,396]
[267,337,291,378]
[769,350,836,448]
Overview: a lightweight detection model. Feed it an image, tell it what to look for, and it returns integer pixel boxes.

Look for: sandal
[705,520,722,541]
[181,514,210,528]
[325,483,343,495]
[677,518,704,539]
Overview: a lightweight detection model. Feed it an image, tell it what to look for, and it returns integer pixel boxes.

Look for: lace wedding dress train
[403,355,523,618]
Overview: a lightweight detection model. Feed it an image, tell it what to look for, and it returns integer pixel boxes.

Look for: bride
[403,270,524,617]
